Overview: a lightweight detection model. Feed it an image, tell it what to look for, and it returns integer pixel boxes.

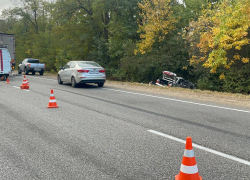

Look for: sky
[0,0,183,17]
[0,0,17,16]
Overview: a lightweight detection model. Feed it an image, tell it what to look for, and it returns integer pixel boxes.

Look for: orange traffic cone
[20,75,29,89]
[175,137,202,180]
[47,89,59,108]
[26,78,29,85]
[6,77,10,84]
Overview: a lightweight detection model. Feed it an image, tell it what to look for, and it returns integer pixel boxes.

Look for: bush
[223,69,250,94]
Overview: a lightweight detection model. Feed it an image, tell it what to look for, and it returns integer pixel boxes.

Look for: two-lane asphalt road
[0,74,250,179]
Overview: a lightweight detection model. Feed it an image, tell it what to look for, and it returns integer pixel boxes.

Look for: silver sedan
[57,61,106,87]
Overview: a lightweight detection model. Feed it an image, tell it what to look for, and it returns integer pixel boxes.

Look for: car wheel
[32,71,35,75]
[71,77,77,87]
[39,71,44,75]
[18,68,22,74]
[57,75,63,84]
[25,68,29,75]
[98,82,104,87]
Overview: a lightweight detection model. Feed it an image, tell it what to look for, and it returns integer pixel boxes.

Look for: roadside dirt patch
[38,72,250,109]
[105,81,250,109]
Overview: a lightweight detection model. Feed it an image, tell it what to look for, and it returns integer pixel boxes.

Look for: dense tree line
[1,0,250,93]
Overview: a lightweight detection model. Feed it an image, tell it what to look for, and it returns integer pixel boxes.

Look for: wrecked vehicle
[155,71,195,89]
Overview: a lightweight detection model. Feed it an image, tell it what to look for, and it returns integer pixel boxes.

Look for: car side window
[64,63,71,69]
[70,62,76,68]
[178,79,183,84]
[64,65,70,69]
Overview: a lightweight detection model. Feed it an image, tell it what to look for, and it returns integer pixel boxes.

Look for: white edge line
[148,129,250,166]
[104,88,250,113]
[16,79,249,114]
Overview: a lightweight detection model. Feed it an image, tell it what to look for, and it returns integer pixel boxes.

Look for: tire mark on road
[52,88,250,142]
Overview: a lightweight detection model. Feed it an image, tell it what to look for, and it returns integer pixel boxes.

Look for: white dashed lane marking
[148,130,250,166]
[13,86,29,91]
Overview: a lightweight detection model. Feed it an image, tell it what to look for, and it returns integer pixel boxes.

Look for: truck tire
[25,68,29,75]
[2,75,7,81]
[39,71,44,75]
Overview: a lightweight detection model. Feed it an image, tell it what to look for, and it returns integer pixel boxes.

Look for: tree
[135,0,177,54]
[187,0,250,75]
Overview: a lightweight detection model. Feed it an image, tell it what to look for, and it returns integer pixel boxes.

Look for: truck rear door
[28,59,44,71]
[0,49,11,75]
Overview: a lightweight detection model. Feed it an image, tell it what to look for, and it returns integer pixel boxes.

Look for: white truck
[0,33,15,70]
[0,47,12,80]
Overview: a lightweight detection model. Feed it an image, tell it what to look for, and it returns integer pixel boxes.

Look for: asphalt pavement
[0,74,250,179]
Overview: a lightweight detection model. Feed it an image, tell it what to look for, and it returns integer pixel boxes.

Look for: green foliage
[222,62,250,94]
[183,0,220,21]
[119,32,189,82]
[55,50,69,71]
[1,0,249,94]
[196,75,223,91]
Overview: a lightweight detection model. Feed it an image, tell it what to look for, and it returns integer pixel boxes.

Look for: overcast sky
[0,0,17,16]
[0,0,183,17]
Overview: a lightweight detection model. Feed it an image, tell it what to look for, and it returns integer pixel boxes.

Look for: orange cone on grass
[175,137,202,180]
[20,75,29,89]
[47,89,59,108]
[6,77,10,84]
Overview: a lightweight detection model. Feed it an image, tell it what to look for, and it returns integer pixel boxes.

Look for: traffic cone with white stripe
[20,75,29,89]
[6,77,10,84]
[26,78,29,85]
[47,89,59,108]
[175,137,202,180]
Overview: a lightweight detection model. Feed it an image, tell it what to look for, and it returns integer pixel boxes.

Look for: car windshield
[77,61,101,67]
[28,59,39,63]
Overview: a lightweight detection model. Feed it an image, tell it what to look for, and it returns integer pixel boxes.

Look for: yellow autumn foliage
[241,57,249,63]
[135,0,177,54]
[233,55,240,60]
[219,73,225,80]
[187,0,250,73]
